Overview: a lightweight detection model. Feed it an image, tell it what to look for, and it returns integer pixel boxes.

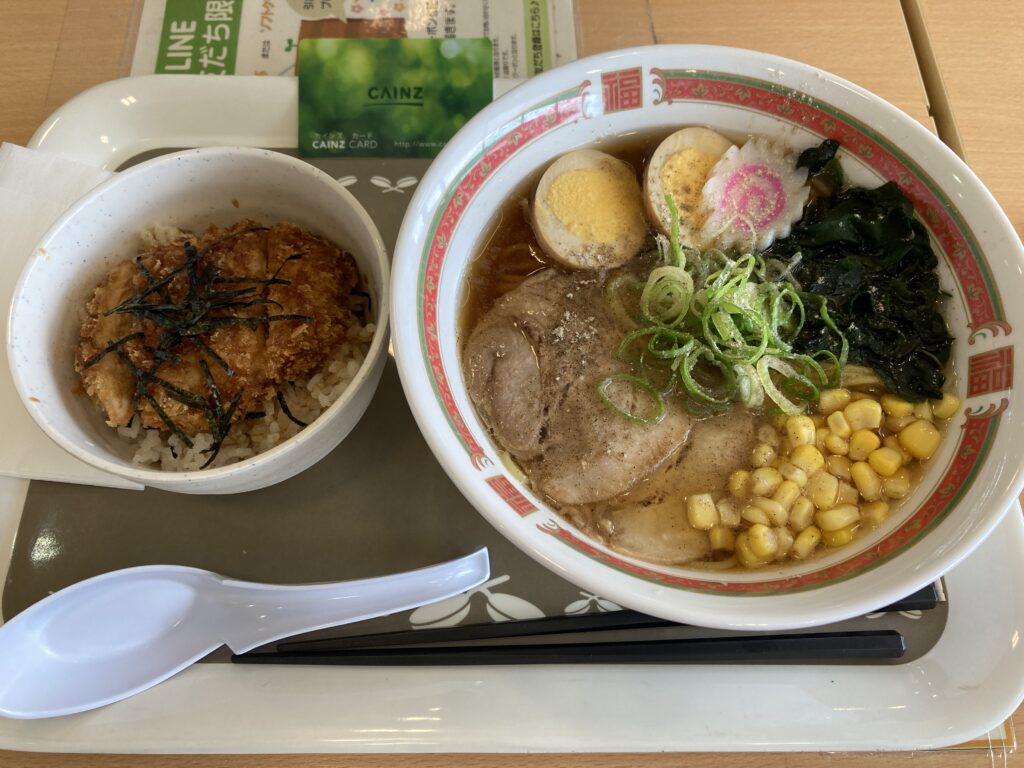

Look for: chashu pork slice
[463,269,692,505]
[575,408,755,565]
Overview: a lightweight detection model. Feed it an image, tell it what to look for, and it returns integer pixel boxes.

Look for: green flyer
[298,38,493,158]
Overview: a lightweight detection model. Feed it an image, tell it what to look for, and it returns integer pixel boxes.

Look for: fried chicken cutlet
[76,220,359,440]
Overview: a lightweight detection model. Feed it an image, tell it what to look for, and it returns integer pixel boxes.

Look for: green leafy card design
[298,38,493,158]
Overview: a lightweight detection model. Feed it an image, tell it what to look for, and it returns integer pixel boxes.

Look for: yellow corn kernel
[750,466,783,497]
[815,504,860,532]
[747,523,779,558]
[844,398,883,431]
[818,388,851,415]
[790,444,826,476]
[728,469,751,499]
[848,429,882,461]
[850,461,883,501]
[786,415,817,447]
[826,411,852,440]
[913,400,933,422]
[779,462,808,487]
[861,500,890,528]
[838,481,859,505]
[741,505,771,527]
[823,524,858,548]
[823,432,850,456]
[810,413,827,428]
[709,526,736,551]
[806,471,840,510]
[772,414,789,431]
[899,420,941,460]
[789,497,815,532]
[885,413,917,434]
[735,532,770,568]
[881,394,914,417]
[716,498,741,527]
[757,423,781,448]
[751,442,777,468]
[881,435,914,466]
[883,468,912,499]
[827,454,853,481]
[867,447,903,477]
[932,392,961,420]
[772,479,802,511]
[752,496,789,526]
[716,499,741,528]
[686,494,719,531]
[792,526,822,559]
[815,427,830,452]
[774,526,795,560]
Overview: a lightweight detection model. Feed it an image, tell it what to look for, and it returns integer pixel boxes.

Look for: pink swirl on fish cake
[720,164,786,229]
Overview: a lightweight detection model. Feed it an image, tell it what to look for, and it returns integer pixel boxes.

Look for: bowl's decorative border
[417,66,1011,593]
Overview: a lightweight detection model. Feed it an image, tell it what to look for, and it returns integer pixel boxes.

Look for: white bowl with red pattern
[391,46,1024,629]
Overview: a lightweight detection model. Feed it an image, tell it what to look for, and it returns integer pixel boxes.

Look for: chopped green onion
[663,194,686,268]
[735,362,765,409]
[599,193,847,422]
[756,356,810,415]
[596,374,667,424]
[639,266,693,328]
[678,342,738,409]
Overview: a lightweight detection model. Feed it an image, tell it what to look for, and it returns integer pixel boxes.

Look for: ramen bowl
[391,45,1024,629]
[8,147,390,495]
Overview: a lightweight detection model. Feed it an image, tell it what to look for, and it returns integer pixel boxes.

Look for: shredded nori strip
[198,358,243,469]
[80,332,145,369]
[276,390,308,427]
[350,289,372,322]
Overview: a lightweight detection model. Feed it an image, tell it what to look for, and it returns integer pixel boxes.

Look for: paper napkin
[0,143,141,489]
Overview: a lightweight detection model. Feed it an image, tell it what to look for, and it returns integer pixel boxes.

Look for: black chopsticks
[274,608,671,653]
[228,583,939,666]
[233,630,905,665]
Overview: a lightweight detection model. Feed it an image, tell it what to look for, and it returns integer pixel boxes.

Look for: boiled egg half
[531,149,647,270]
[644,127,735,249]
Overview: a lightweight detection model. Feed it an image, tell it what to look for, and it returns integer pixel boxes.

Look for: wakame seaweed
[766,174,953,400]
[796,138,839,175]
[796,138,844,197]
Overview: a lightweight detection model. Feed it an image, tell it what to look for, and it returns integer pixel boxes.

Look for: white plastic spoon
[0,548,489,719]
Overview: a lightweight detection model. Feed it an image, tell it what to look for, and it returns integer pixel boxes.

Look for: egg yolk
[546,167,643,244]
[660,148,720,215]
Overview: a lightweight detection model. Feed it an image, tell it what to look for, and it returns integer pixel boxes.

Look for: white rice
[113,224,374,471]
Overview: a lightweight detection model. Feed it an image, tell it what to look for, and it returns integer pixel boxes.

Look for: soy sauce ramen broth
[458,129,951,570]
